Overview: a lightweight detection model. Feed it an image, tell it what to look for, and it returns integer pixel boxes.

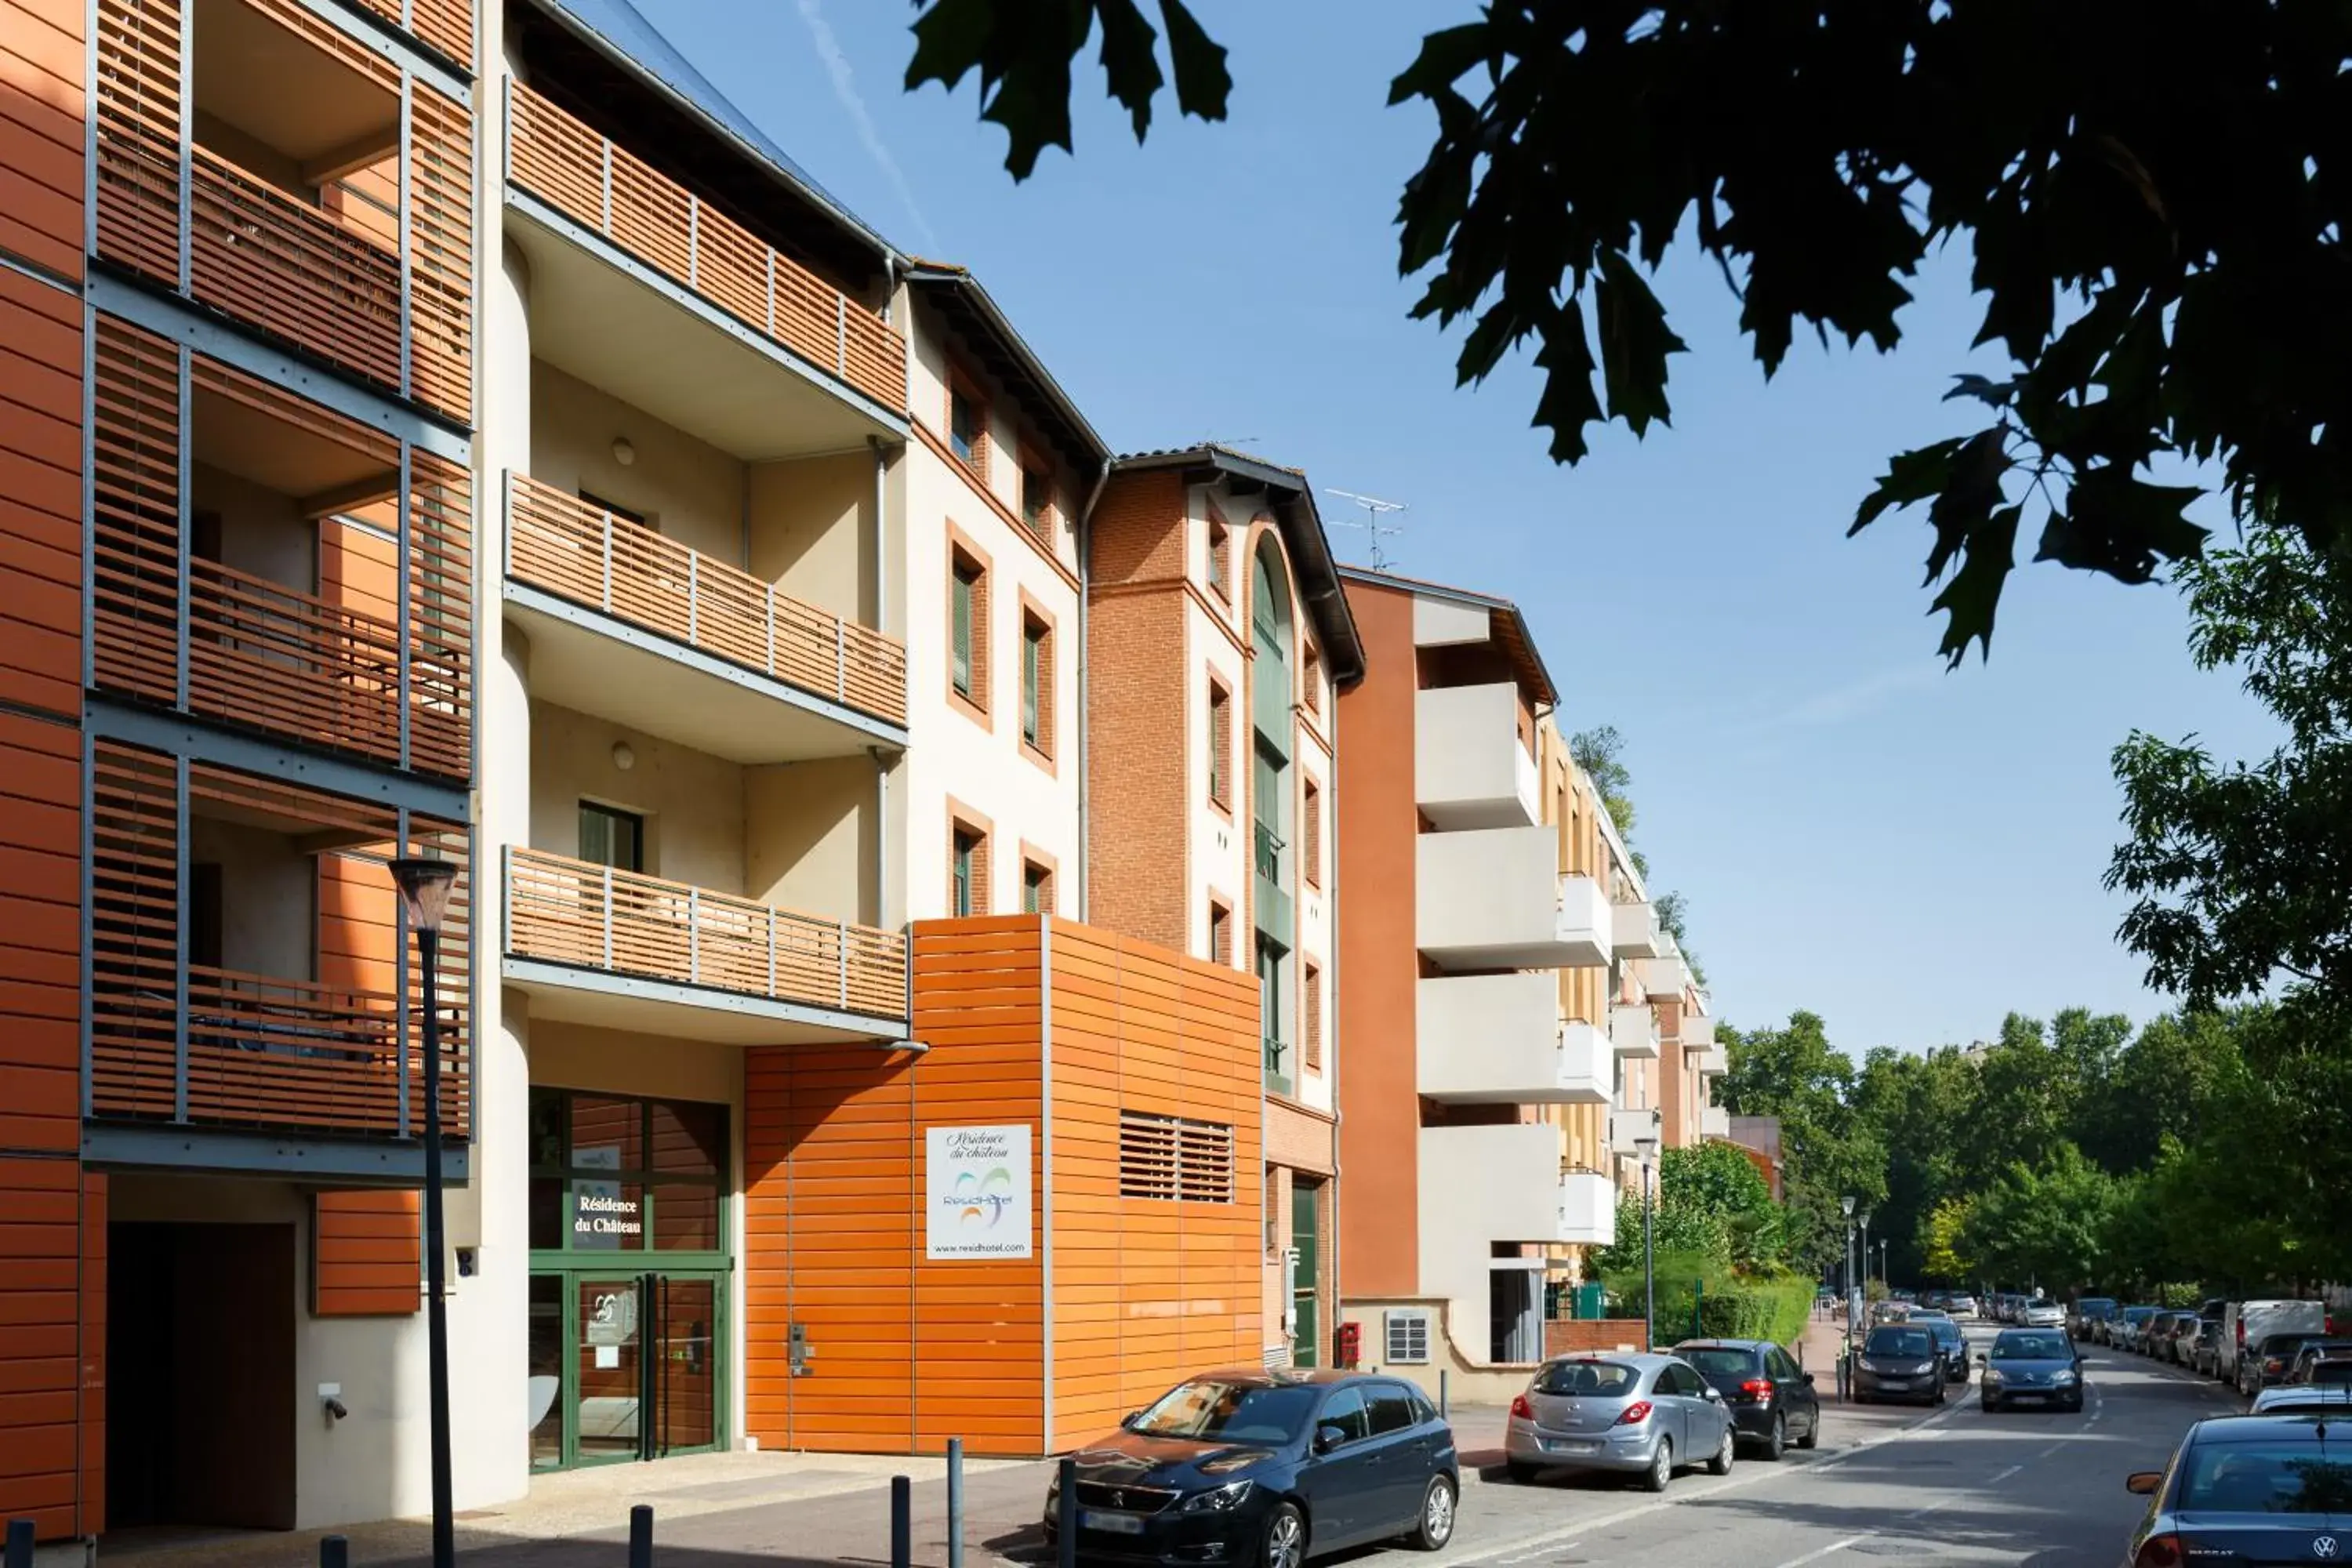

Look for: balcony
[93,0,471,419]
[1635,946,1692,1002]
[503,847,907,1044]
[1421,1123,1605,1247]
[1612,900,1664,960]
[1610,1003,1660,1060]
[1417,975,1609,1105]
[1254,821,1294,946]
[1265,1036,1292,1099]
[1702,1105,1732,1139]
[1557,1170,1617,1247]
[85,739,470,1170]
[1695,1045,1729,1079]
[1417,828,1613,971]
[1681,1014,1716,1049]
[503,82,906,459]
[1415,683,1539,829]
[1611,1107,1661,1156]
[506,474,906,760]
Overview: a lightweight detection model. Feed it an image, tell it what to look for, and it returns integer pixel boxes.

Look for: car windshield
[1993,1332,2071,1360]
[1534,1359,1641,1397]
[2125,1308,2158,1323]
[1865,1328,1933,1359]
[1679,1348,1761,1379]
[2179,1440,2352,1514]
[1128,1380,1319,1443]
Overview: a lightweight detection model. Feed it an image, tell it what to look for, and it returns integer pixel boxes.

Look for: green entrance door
[1291,1177,1320,1368]
[531,1269,726,1468]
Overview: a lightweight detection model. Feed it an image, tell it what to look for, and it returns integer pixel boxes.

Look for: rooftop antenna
[1197,434,1261,452]
[1326,488,1408,570]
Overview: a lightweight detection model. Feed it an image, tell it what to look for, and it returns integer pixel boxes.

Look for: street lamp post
[1841,1195,1857,1395]
[1859,1209,1874,1299]
[389,854,458,1568]
[1635,1134,1660,1351]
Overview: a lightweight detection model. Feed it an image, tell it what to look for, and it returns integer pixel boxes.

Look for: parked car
[2113,1305,2160,1352]
[1504,1352,1735,1492]
[2284,1340,2352,1384]
[2219,1300,2327,1388]
[1042,1369,1460,1568]
[1949,1294,1979,1316]
[2291,1351,2352,1389]
[2071,1297,2118,1338]
[2021,1299,2067,1330]
[1672,1338,1823,1459]
[2250,1382,2352,1414]
[1852,1323,1949,1406]
[2238,1333,2336,1399]
[1980,1328,2083,1414]
[2146,1311,2193,1362]
[1912,1312,1972,1382]
[2189,1319,2227,1377]
[2123,1413,2352,1566]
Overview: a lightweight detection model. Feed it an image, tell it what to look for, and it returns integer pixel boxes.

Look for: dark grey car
[1978,1328,2082,1413]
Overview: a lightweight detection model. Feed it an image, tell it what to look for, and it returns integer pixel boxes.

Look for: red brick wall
[1544,1319,1652,1356]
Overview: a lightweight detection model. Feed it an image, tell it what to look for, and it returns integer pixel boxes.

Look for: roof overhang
[906,265,1109,477]
[1336,564,1558,710]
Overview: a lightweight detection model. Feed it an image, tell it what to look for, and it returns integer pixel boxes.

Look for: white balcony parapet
[1682,1014,1716,1049]
[1611,1106,1661,1155]
[1416,974,1610,1103]
[1610,1002,1660,1060]
[1612,899,1664,960]
[1702,1105,1732,1139]
[1417,827,1612,970]
[1421,1123,1589,1247]
[1415,683,1541,830]
[1635,943,1692,1002]
[1558,1169,1617,1247]
[1695,1044,1729,1077]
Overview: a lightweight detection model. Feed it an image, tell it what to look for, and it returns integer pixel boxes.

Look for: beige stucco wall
[528,699,746,895]
[529,360,744,564]
[749,448,872,626]
[745,755,875,926]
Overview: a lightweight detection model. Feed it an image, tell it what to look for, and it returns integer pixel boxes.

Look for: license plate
[1081,1512,1145,1536]
[1543,1438,1598,1454]
[2013,1392,2044,1403]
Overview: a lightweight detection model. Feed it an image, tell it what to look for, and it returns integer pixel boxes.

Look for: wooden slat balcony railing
[507,472,908,727]
[89,965,466,1139]
[183,557,467,780]
[505,79,908,412]
[506,847,907,1021]
[190,145,404,391]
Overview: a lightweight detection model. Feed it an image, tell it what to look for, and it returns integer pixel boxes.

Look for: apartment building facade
[1332,569,1687,1399]
[1085,448,1363,1370]
[0,0,1348,1542]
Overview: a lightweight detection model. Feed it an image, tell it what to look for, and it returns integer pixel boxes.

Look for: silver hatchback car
[1504,1352,1737,1493]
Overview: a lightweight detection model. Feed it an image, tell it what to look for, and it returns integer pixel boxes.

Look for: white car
[2252,1384,2352,1414]
[2022,1301,2067,1330]
[1949,1295,1978,1316]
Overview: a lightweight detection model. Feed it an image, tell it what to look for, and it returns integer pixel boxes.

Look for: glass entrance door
[576,1276,644,1463]
[1290,1177,1320,1367]
[648,1275,717,1455]
[532,1270,726,1468]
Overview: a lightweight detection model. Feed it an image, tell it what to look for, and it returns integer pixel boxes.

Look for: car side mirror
[1314,1424,1348,1454]
[2125,1472,2162,1496]
[1703,1385,1725,1403]
[1120,1410,1143,1428]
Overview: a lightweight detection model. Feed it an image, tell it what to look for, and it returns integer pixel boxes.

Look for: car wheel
[1761,1413,1786,1461]
[1406,1474,1456,1550]
[1260,1502,1307,1568]
[1505,1461,1537,1485]
[1981,1396,2000,1413]
[1641,1436,1674,1494]
[1707,1425,1735,1476]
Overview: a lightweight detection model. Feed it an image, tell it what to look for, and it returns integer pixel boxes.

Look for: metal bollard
[319,1536,350,1568]
[5,1519,34,1568]
[946,1436,965,1568]
[1439,1369,1449,1420]
[629,1504,653,1568]
[1056,1455,1078,1568]
[891,1475,912,1568]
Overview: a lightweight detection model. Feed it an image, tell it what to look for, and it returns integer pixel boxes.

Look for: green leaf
[1595,249,1686,434]
[2039,468,2210,583]
[1388,21,1492,108]
[1156,0,1231,122]
[1929,502,2020,667]
[1849,437,1966,537]
[1094,0,1164,140]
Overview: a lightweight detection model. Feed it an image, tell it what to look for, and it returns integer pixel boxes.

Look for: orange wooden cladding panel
[312,1189,420,1316]
[346,0,469,67]
[0,270,82,720]
[0,0,85,281]
[0,1160,105,1541]
[0,712,82,1154]
[742,918,1265,1456]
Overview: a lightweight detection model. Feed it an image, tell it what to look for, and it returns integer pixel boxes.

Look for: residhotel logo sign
[925,1124,1033,1260]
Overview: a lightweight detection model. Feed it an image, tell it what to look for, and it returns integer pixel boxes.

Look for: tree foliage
[906,1,2352,662]
[2108,522,2352,1007]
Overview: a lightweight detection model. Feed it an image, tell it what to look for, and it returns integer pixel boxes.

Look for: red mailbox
[1334,1320,1362,1369]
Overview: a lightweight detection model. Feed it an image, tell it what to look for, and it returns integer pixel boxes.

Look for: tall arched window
[1249,537,1298,1094]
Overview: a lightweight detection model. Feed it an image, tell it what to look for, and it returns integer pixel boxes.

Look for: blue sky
[638,0,2278,1057]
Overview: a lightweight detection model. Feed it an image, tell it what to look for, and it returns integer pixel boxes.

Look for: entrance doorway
[531,1271,722,1468]
[108,1222,296,1530]
[1290,1177,1320,1367]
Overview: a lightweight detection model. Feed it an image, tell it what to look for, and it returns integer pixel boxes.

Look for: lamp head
[1635,1135,1658,1157]
[388,855,459,934]
[1841,1195,1857,1218]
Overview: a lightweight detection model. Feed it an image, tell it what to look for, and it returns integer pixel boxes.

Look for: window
[526,1087,728,1255]
[1384,1309,1432,1365]
[1119,1112,1235,1202]
[1302,642,1322,715]
[1022,858,1053,915]
[579,802,644,873]
[1301,779,1323,888]
[949,378,989,477]
[1316,1386,1370,1444]
[1303,960,1323,1073]
[1021,463,1054,537]
[1207,514,1231,599]
[1207,676,1232,808]
[1367,1384,1417,1436]
[579,488,648,529]
[951,825,988,916]
[189,861,223,969]
[1021,610,1054,757]
[949,547,989,710]
[1209,899,1232,966]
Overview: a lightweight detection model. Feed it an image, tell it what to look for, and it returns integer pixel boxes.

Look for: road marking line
[1773,1535,1868,1566]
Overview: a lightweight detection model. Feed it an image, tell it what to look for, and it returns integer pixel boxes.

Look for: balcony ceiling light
[612,437,636,466]
[612,741,636,771]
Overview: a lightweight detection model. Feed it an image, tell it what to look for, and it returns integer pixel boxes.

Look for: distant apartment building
[1085,448,1363,1369]
[1330,570,1665,1399]
[0,0,1367,1542]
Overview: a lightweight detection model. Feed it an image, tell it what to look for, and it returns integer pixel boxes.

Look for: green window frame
[527,1087,729,1264]
[1022,619,1043,747]
[951,562,977,698]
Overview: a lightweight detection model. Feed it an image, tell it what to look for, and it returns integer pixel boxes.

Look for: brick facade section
[1544,1318,1652,1356]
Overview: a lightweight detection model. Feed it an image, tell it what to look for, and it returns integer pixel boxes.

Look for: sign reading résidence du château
[925,1124,1033,1260]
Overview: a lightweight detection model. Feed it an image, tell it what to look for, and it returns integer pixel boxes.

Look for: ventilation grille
[1119,1111,1235,1203]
